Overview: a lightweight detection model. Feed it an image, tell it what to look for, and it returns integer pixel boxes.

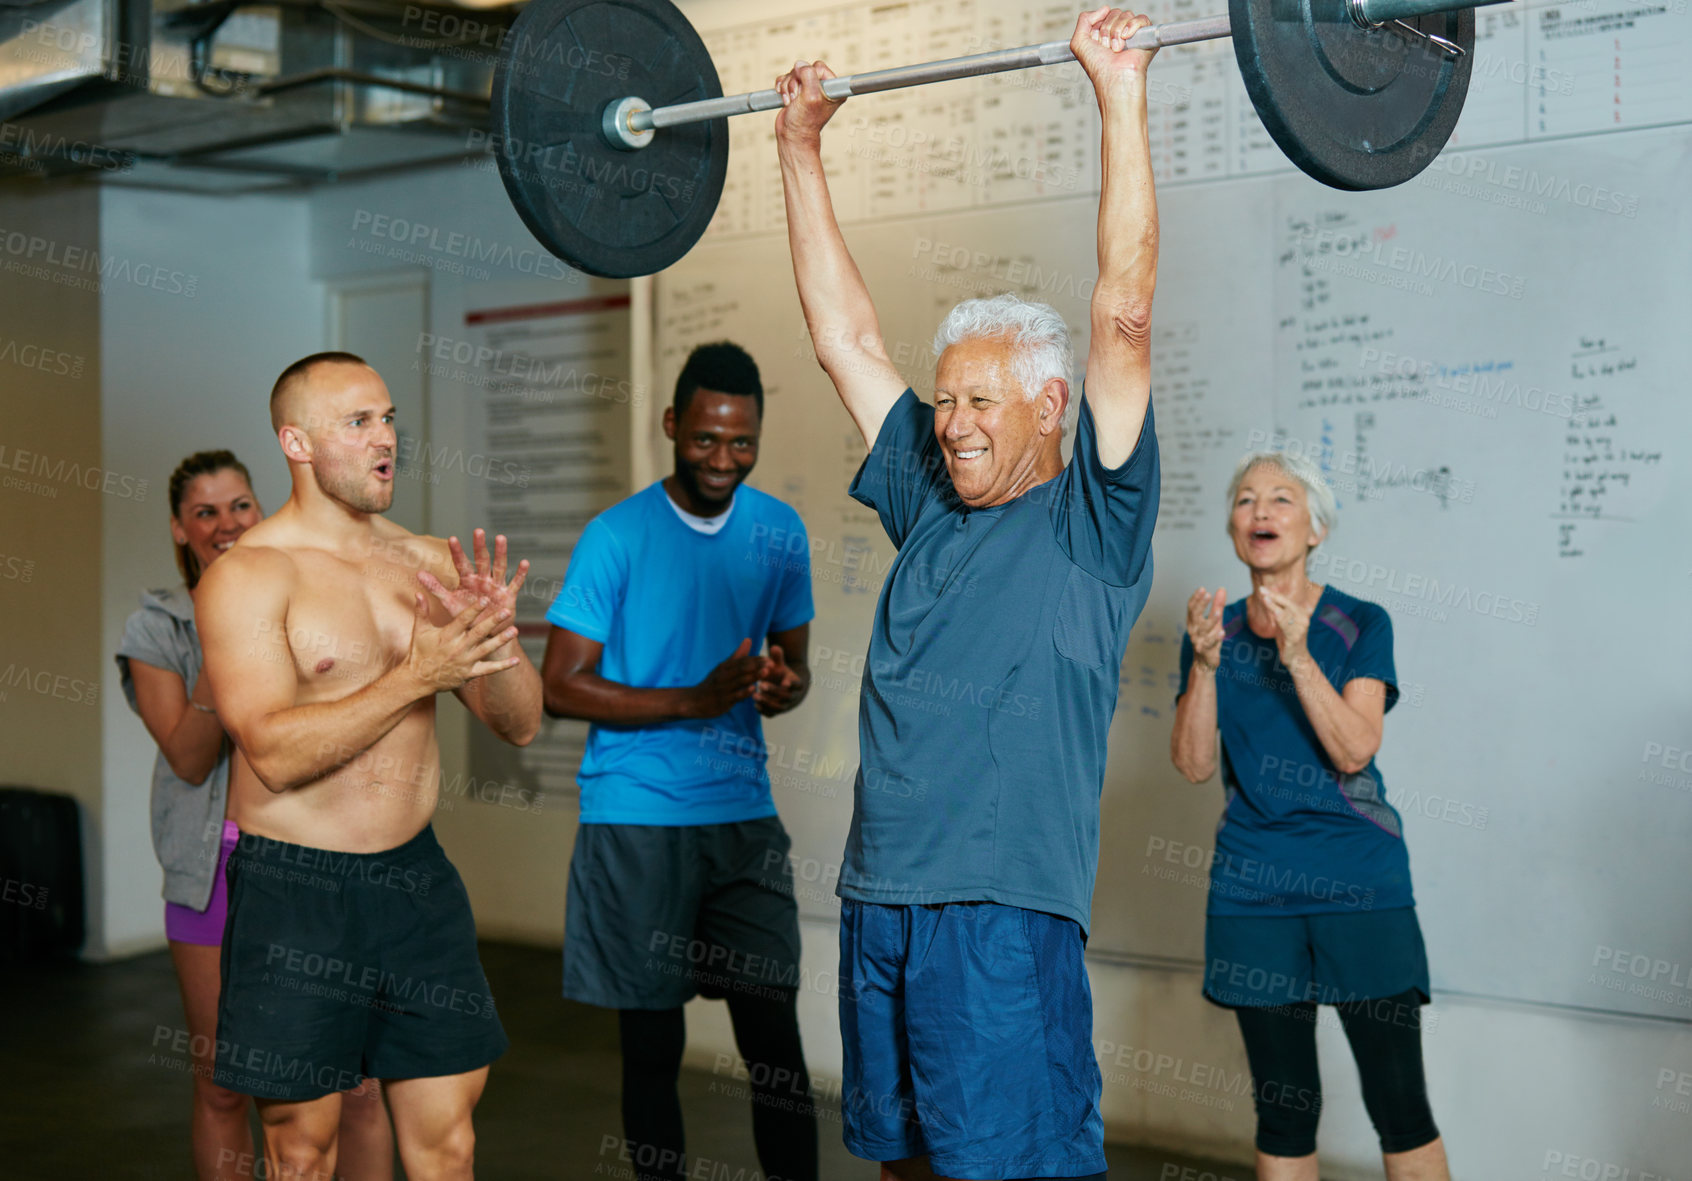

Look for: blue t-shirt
[1177,586,1413,916]
[841,388,1159,933]
[546,481,815,825]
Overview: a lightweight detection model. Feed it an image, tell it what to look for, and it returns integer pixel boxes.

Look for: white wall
[97,188,325,957]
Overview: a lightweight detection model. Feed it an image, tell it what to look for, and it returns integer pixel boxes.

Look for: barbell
[490,0,1499,279]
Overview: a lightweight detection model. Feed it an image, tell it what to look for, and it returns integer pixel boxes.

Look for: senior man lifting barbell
[772,9,1162,1180]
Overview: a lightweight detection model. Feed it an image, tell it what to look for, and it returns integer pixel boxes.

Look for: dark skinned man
[541,342,819,1181]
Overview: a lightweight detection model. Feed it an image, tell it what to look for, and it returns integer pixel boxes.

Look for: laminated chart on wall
[1447,0,1692,147]
[461,294,634,800]
[695,0,1692,237]
[694,0,1302,239]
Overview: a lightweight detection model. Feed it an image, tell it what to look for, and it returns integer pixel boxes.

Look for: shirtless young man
[195,351,543,1181]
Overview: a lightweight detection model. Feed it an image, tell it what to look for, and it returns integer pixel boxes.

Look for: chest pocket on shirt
[1053,566,1122,670]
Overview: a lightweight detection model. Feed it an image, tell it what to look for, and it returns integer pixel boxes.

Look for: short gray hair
[932,293,1073,402]
[1225,450,1338,556]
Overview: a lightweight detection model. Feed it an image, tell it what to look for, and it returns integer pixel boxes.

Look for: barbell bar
[620,0,1501,140]
[490,0,1492,278]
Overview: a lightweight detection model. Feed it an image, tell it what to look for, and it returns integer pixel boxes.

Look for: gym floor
[1,941,1248,1180]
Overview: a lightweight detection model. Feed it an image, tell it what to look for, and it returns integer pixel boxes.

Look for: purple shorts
[165,820,240,946]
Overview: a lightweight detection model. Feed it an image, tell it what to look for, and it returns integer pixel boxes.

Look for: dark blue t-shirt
[1177,586,1413,916]
[842,387,1159,932]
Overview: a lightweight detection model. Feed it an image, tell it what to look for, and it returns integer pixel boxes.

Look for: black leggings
[619,990,818,1181]
[1233,989,1439,1158]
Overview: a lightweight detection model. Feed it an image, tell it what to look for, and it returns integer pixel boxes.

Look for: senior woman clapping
[1170,449,1449,1181]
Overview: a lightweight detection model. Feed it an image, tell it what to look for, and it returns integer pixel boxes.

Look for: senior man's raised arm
[1074,6,1160,468]
[774,61,907,448]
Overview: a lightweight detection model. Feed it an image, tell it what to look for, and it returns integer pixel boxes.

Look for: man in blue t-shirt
[772,12,1164,1180]
[541,342,818,1181]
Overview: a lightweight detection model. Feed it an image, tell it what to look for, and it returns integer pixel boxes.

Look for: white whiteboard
[656,0,1692,1020]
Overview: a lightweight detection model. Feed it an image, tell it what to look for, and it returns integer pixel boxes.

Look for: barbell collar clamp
[603,96,656,150]
[1347,0,1466,57]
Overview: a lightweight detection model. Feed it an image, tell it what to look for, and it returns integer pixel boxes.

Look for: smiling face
[1229,461,1322,574]
[285,363,398,515]
[933,336,1061,507]
[171,468,261,580]
[663,388,760,514]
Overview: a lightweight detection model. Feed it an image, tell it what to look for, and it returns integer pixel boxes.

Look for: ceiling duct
[0,0,519,191]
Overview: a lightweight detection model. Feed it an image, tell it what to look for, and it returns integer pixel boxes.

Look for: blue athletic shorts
[838,899,1106,1178]
[1203,907,1431,1008]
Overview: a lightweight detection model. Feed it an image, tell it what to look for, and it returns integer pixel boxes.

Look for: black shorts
[213,825,508,1101]
[563,817,802,1009]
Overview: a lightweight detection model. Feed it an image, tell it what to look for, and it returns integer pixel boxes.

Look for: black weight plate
[490,0,728,278]
[1231,0,1474,190]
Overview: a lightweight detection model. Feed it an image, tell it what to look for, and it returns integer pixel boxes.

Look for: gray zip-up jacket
[116,586,230,911]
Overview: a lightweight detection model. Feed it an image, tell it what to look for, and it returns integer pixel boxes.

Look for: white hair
[931,293,1073,402]
[1225,450,1338,561]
